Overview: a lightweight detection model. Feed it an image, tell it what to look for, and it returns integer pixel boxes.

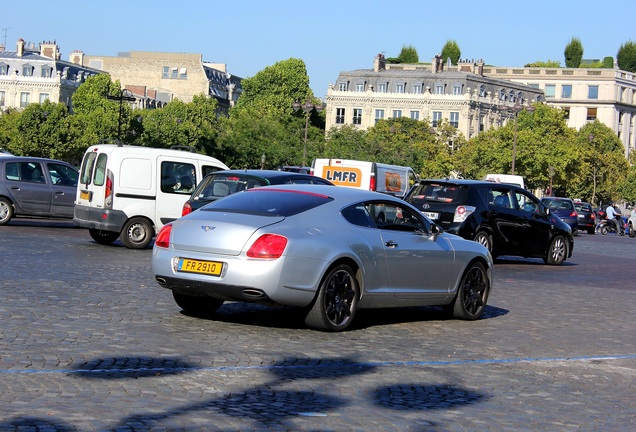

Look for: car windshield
[574,203,591,212]
[201,189,334,217]
[543,199,573,210]
[196,174,268,199]
[409,183,469,203]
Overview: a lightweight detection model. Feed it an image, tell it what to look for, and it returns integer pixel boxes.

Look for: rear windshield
[196,174,268,199]
[201,189,334,217]
[543,198,574,210]
[574,203,591,212]
[408,183,470,203]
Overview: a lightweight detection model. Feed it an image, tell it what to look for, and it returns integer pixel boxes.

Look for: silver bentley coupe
[153,185,493,332]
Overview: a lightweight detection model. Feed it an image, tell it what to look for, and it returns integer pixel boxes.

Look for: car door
[7,160,52,215]
[486,187,525,254]
[514,190,553,255]
[368,200,456,298]
[46,162,79,218]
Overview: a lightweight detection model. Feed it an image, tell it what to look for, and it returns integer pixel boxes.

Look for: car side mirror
[431,223,443,236]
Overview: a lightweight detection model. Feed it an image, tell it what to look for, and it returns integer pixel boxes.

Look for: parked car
[182,169,334,216]
[629,208,636,238]
[541,197,579,235]
[405,179,573,265]
[0,147,13,156]
[573,200,596,235]
[0,155,79,225]
[153,185,493,332]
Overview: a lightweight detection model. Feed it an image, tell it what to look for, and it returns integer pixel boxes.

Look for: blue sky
[2,0,633,99]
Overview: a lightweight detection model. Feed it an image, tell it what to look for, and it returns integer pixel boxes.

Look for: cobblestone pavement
[0,221,635,431]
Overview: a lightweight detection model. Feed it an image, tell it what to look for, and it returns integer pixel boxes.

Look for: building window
[171,68,178,79]
[356,83,364,92]
[450,112,459,128]
[41,66,52,78]
[375,109,384,124]
[20,92,30,107]
[378,83,387,93]
[395,84,404,93]
[453,84,462,95]
[22,65,33,77]
[179,68,187,79]
[338,82,348,91]
[563,107,570,120]
[432,111,442,127]
[499,89,506,100]
[545,84,556,98]
[479,85,486,97]
[39,93,50,103]
[410,111,419,120]
[586,108,597,121]
[435,83,445,94]
[392,110,402,118]
[413,84,421,94]
[0,90,5,106]
[336,108,345,124]
[0,63,8,75]
[162,66,170,78]
[509,90,516,102]
[588,85,599,99]
[528,83,540,89]
[561,85,572,98]
[353,108,362,124]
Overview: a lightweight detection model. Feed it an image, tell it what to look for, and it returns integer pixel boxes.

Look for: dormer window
[22,64,34,77]
[41,66,53,78]
[0,63,8,75]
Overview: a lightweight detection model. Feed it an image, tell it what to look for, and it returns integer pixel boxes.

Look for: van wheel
[0,197,14,225]
[120,217,154,249]
[89,229,120,245]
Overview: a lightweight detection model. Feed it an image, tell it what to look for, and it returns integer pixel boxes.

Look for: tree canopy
[564,37,584,68]
[617,40,636,72]
[440,40,461,65]
[398,45,419,63]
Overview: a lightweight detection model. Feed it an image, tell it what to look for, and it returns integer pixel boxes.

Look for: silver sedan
[152,185,493,332]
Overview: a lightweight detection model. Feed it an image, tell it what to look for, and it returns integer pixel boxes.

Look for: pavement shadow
[72,355,195,379]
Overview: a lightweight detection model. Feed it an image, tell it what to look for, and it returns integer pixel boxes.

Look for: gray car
[153,185,493,332]
[0,155,79,225]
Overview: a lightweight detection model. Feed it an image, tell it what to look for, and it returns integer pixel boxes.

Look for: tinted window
[408,183,469,203]
[47,162,78,187]
[202,189,333,217]
[80,152,97,185]
[574,203,591,212]
[543,198,573,210]
[161,161,197,194]
[197,174,268,199]
[5,161,45,183]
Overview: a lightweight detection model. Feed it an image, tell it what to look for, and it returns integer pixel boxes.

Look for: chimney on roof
[40,41,60,60]
[432,54,444,73]
[17,38,25,57]
[69,50,85,65]
[374,53,386,72]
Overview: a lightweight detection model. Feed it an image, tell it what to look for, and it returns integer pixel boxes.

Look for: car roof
[418,178,522,188]
[208,169,330,181]
[0,155,71,164]
[250,183,405,203]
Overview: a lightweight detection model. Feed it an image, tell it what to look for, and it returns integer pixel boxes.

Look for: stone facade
[484,66,636,158]
[77,51,242,114]
[325,54,544,140]
[0,39,101,112]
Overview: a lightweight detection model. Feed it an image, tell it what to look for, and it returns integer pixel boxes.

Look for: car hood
[170,211,285,256]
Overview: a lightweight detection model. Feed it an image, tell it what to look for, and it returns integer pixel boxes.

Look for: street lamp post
[500,101,535,175]
[292,98,324,167]
[107,88,136,142]
[549,165,555,197]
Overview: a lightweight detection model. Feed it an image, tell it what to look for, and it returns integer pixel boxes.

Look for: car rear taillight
[570,211,577,218]
[591,213,596,220]
[155,224,172,248]
[182,202,192,216]
[246,234,288,259]
[105,175,113,199]
[370,174,376,191]
[453,205,476,223]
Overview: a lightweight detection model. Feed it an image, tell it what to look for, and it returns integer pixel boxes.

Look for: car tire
[305,264,359,332]
[0,197,14,225]
[630,224,635,238]
[89,229,120,245]
[544,235,567,265]
[120,217,154,249]
[473,231,492,253]
[173,292,223,316]
[450,261,490,320]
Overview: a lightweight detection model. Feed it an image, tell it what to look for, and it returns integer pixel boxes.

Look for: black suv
[405,179,574,265]
[573,200,596,235]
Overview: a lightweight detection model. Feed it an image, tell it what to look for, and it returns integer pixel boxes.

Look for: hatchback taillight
[246,234,288,259]
[453,205,476,223]
[182,202,192,216]
[155,224,172,248]
[570,211,578,218]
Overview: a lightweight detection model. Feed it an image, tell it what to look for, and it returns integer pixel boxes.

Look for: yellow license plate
[80,190,91,200]
[177,258,223,276]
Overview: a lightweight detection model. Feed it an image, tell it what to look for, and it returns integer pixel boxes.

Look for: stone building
[484,65,636,158]
[325,54,544,140]
[74,50,242,114]
[0,38,102,112]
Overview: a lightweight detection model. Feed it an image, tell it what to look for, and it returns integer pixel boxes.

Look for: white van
[484,173,525,189]
[311,158,417,198]
[74,144,228,249]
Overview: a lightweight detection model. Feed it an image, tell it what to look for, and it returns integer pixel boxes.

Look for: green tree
[398,45,419,63]
[564,37,584,68]
[440,40,461,65]
[524,60,561,67]
[602,56,614,68]
[617,40,636,72]
[324,125,368,159]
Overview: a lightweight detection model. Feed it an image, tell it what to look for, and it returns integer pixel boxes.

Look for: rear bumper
[73,205,127,232]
